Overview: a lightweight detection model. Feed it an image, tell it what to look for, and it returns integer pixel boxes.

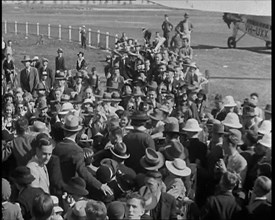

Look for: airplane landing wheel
[227,37,236,48]
[266,41,271,49]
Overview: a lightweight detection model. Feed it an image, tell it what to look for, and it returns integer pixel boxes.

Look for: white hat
[258,120,272,135]
[182,119,202,132]
[223,96,237,107]
[165,158,191,177]
[258,132,271,148]
[58,102,74,115]
[222,112,242,129]
[51,195,63,213]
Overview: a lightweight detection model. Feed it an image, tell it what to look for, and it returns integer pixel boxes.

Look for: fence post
[105,32,109,49]
[15,21,17,35]
[48,24,51,39]
[115,34,118,43]
[4,20,7,34]
[97,30,100,47]
[59,24,61,40]
[88,28,91,46]
[204,70,210,94]
[25,22,29,38]
[69,26,72,42]
[79,27,81,44]
[37,22,39,36]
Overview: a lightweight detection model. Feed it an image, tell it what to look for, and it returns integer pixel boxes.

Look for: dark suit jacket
[200,191,243,220]
[151,192,177,220]
[245,199,271,220]
[123,130,155,174]
[3,134,36,167]
[55,56,65,71]
[53,138,102,190]
[16,186,44,220]
[46,154,66,197]
[38,66,55,88]
[20,67,40,95]
[76,59,87,71]
[72,83,86,101]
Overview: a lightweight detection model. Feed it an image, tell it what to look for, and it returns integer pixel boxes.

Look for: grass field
[2,2,271,107]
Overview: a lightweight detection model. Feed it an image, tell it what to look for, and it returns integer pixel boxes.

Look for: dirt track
[2,3,271,106]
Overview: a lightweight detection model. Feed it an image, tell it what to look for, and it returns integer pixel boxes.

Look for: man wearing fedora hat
[55,48,65,72]
[242,105,258,134]
[53,114,113,197]
[10,166,44,220]
[123,111,156,174]
[38,57,55,88]
[211,94,227,121]
[20,55,40,96]
[217,129,247,188]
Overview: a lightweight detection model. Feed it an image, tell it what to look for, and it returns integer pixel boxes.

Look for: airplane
[148,0,271,49]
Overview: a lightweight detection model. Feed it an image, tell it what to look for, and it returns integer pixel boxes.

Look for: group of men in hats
[1,12,272,220]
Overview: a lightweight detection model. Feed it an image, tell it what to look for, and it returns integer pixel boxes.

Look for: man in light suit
[20,55,40,96]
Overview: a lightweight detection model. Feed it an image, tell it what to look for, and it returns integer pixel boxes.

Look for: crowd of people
[1,12,272,220]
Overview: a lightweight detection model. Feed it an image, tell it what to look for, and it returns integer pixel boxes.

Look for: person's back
[200,171,243,220]
[53,137,83,182]
[124,129,155,174]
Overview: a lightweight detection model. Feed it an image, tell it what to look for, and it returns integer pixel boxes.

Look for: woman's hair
[35,133,52,149]
[32,193,54,220]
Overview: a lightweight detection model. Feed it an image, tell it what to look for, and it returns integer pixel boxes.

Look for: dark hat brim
[63,185,89,197]
[10,174,35,185]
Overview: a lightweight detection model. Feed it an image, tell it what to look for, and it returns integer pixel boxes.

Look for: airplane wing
[149,0,271,17]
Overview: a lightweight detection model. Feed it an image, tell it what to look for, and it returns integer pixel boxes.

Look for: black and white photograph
[2,0,271,219]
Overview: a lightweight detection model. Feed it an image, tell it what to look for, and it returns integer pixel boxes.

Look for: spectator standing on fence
[80,25,87,49]
[55,48,66,72]
[175,12,194,44]
[20,55,40,96]
[162,14,174,48]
